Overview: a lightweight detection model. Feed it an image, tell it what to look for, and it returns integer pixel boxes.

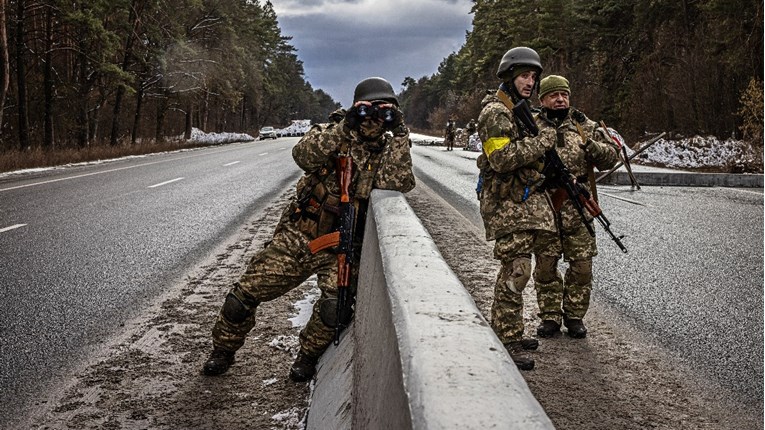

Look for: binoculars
[355,102,397,124]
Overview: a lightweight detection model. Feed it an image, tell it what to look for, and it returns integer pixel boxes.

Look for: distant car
[259,126,277,140]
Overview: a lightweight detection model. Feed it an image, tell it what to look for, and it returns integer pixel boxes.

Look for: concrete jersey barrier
[308,189,554,429]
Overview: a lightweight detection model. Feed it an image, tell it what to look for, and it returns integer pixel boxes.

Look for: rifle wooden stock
[334,154,355,345]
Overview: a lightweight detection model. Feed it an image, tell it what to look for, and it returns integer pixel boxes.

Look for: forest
[0,0,761,164]
[399,0,763,150]
[0,0,339,152]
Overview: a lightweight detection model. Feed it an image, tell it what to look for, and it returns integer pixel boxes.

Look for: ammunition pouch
[487,165,546,204]
[290,174,341,239]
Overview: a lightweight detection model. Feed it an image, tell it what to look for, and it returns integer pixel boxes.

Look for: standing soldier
[533,75,620,339]
[201,77,415,382]
[476,47,557,370]
[464,119,477,151]
[444,118,456,151]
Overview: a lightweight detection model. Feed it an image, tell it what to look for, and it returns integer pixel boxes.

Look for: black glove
[381,106,403,130]
[344,106,361,131]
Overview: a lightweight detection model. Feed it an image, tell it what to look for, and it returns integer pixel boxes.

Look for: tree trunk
[76,45,89,147]
[15,0,29,150]
[0,0,10,141]
[131,81,143,145]
[43,4,53,149]
[184,103,192,140]
[155,94,167,141]
[110,0,143,146]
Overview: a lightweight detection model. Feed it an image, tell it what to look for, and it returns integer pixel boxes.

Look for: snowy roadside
[410,132,762,173]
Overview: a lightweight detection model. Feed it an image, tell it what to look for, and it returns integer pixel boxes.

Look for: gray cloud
[272,0,473,107]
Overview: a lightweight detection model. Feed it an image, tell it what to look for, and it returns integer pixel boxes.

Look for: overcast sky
[270,0,474,108]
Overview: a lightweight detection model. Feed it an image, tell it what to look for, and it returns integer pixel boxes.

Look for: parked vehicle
[259,126,278,140]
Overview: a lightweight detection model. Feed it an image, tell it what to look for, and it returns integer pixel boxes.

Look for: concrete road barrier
[308,190,554,429]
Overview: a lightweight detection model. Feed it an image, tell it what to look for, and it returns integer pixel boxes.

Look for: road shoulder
[404,181,762,430]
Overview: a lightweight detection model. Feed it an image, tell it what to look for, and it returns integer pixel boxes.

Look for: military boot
[506,341,535,371]
[202,348,235,376]
[289,351,319,382]
[521,338,539,350]
[537,319,561,338]
[564,318,588,338]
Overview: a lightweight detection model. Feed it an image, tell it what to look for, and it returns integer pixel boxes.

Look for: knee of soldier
[317,298,338,329]
[568,259,593,285]
[222,285,259,324]
[534,254,560,283]
[500,255,532,294]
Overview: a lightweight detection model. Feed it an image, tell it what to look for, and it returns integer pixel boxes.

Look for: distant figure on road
[202,77,415,382]
[464,119,477,151]
[476,46,555,371]
[444,118,456,151]
[532,75,619,339]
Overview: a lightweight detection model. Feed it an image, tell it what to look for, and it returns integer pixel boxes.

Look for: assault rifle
[511,100,628,253]
[334,153,355,344]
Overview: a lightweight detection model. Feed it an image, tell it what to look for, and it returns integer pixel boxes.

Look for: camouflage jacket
[536,108,619,230]
[476,92,557,241]
[285,119,415,239]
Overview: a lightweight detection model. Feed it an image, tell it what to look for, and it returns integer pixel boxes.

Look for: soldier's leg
[290,263,340,382]
[561,223,596,338]
[204,225,314,375]
[533,230,564,329]
[563,258,593,320]
[492,232,535,370]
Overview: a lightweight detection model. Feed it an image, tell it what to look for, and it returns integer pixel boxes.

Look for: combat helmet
[353,77,398,105]
[496,47,543,82]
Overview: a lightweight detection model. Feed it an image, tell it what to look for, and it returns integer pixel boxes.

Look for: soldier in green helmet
[476,47,558,371]
[532,75,620,339]
[202,77,415,382]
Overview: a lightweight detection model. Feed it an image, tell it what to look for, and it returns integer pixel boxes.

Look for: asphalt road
[410,143,764,406]
[0,137,303,426]
[1,139,762,426]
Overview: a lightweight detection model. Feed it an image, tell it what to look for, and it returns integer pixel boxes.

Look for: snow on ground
[185,127,254,145]
[276,120,311,137]
[411,132,761,172]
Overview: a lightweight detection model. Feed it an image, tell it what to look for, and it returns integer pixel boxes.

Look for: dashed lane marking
[148,177,184,188]
[0,224,27,233]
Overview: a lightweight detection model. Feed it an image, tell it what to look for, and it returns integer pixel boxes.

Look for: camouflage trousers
[211,221,354,358]
[491,230,561,344]
[534,221,597,323]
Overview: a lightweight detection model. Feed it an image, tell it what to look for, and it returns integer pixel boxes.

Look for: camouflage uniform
[533,109,619,324]
[476,92,557,345]
[211,119,415,359]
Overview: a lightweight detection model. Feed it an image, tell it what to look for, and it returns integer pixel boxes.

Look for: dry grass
[0,140,216,175]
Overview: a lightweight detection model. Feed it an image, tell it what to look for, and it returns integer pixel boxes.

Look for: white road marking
[259,152,269,156]
[0,224,27,233]
[0,144,258,193]
[148,177,184,188]
[223,161,240,166]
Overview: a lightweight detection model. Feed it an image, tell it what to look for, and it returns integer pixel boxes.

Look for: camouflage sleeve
[583,120,620,171]
[292,122,350,172]
[478,102,554,173]
[374,130,415,193]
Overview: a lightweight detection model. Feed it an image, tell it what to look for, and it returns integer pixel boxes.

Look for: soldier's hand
[344,105,362,131]
[381,105,403,130]
[538,127,557,151]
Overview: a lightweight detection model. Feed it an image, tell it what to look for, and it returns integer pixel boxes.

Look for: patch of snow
[289,276,320,328]
[636,135,757,169]
[268,334,299,352]
[262,377,278,386]
[277,120,311,137]
[270,407,306,429]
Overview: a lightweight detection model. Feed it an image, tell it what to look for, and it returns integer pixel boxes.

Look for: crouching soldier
[202,77,415,382]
